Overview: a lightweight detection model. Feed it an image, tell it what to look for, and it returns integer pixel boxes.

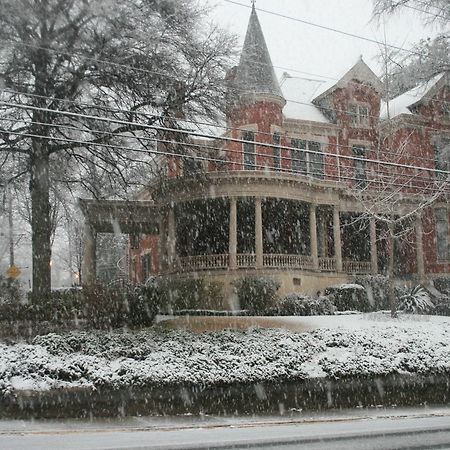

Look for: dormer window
[349,103,369,127]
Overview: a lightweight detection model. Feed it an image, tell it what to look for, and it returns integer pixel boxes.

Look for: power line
[1,33,448,113]
[2,126,449,196]
[223,0,424,57]
[1,115,444,190]
[1,99,449,180]
[1,88,448,165]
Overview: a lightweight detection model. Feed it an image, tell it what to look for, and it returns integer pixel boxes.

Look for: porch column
[370,218,378,275]
[255,197,263,268]
[167,204,176,268]
[310,204,319,270]
[415,213,425,280]
[333,206,343,272]
[82,221,97,285]
[229,197,237,269]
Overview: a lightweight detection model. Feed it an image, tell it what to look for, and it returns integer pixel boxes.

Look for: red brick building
[121,6,450,303]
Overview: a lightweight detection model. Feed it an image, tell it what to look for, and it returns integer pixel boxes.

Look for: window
[349,104,369,127]
[243,130,255,170]
[309,141,325,179]
[353,145,367,188]
[141,253,152,281]
[291,139,307,174]
[273,132,281,170]
[434,137,450,180]
[130,234,140,249]
[291,139,324,178]
[436,209,449,261]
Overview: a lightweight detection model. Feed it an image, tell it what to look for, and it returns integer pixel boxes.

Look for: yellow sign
[6,265,21,279]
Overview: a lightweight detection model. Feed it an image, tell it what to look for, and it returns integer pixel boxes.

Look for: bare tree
[373,0,449,97]
[0,0,236,297]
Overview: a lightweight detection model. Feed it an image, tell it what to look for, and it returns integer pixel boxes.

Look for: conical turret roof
[234,5,284,100]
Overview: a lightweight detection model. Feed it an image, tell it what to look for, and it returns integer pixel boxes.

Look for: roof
[280,74,330,123]
[233,5,284,99]
[380,72,448,119]
[313,57,383,103]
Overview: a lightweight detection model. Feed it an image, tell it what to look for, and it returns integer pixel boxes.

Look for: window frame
[290,139,324,178]
[242,130,256,171]
[272,132,281,171]
[352,145,368,188]
[348,103,370,128]
[436,208,450,261]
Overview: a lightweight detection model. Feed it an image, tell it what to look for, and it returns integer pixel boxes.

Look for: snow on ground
[0,314,449,394]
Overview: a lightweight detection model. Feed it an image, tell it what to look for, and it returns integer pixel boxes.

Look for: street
[1,407,450,449]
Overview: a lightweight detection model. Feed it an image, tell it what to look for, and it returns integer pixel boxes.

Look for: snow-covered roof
[380,72,447,120]
[280,74,330,123]
[313,57,383,102]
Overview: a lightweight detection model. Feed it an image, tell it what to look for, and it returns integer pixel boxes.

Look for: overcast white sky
[206,0,440,82]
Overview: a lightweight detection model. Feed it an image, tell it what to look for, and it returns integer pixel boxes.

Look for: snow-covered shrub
[157,277,224,312]
[324,284,370,312]
[432,277,450,296]
[399,285,434,314]
[83,285,126,329]
[276,293,335,316]
[352,275,392,310]
[232,276,280,315]
[125,283,159,327]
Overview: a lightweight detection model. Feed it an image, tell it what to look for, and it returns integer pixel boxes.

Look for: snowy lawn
[1,313,449,394]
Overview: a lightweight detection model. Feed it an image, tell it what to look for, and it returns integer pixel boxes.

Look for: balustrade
[175,253,372,274]
[342,260,371,274]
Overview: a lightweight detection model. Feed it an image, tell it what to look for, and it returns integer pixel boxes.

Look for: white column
[82,221,96,285]
[310,204,319,270]
[255,197,263,268]
[229,198,237,269]
[370,218,378,275]
[415,213,425,280]
[333,206,343,272]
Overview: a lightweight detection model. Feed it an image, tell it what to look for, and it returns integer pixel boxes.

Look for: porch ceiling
[78,198,160,234]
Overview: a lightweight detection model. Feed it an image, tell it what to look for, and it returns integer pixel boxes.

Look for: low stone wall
[1,374,448,419]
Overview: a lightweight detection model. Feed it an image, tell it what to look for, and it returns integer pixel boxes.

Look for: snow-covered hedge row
[1,320,449,394]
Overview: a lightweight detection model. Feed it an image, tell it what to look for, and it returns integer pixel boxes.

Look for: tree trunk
[30,135,51,299]
[388,223,397,318]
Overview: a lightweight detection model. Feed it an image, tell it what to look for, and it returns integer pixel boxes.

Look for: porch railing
[179,254,229,271]
[177,253,372,274]
[263,253,313,270]
[237,253,256,268]
[343,260,371,274]
[318,257,336,272]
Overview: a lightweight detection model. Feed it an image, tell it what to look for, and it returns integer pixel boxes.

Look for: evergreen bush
[324,284,370,312]
[232,276,280,314]
[276,293,335,316]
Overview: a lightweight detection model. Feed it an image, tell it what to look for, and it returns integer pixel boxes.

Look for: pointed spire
[233,5,284,101]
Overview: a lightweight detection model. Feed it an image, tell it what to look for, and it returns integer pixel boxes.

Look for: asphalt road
[1,408,450,449]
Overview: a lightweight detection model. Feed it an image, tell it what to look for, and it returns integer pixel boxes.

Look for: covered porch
[163,196,420,276]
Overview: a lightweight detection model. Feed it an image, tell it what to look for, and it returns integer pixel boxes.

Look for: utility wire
[1,99,449,180]
[223,0,425,56]
[2,126,448,195]
[1,115,443,190]
[1,88,448,164]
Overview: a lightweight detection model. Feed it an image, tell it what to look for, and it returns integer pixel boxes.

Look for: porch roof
[78,198,159,234]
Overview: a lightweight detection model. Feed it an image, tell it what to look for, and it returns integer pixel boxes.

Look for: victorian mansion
[81,5,450,305]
